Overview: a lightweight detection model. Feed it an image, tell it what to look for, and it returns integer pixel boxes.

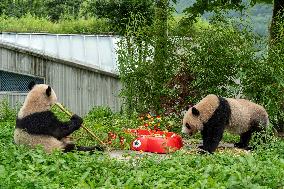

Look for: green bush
[117,12,284,132]
[93,0,155,35]
[241,16,284,132]
[117,13,183,115]
[0,99,18,122]
[117,16,259,115]
[181,21,258,100]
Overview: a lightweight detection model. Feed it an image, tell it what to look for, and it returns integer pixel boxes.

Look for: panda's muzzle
[184,123,194,136]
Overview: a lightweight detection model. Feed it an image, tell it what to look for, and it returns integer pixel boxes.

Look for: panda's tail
[64,143,104,153]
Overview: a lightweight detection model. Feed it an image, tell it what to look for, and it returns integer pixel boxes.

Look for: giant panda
[182,94,269,153]
[14,81,103,153]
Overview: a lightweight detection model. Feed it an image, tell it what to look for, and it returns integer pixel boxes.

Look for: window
[0,70,44,92]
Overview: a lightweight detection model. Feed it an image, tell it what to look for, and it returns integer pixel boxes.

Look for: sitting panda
[182,94,269,153]
[14,81,103,153]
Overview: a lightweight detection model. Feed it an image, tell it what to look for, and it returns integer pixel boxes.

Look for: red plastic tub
[127,129,183,154]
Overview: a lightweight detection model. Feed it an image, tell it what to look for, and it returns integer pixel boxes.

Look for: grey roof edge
[0,32,119,37]
[0,41,119,78]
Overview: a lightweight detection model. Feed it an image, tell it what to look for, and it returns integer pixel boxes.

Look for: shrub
[0,99,18,122]
[180,20,258,100]
[241,14,284,132]
[117,13,185,115]
[117,16,259,116]
[117,11,284,132]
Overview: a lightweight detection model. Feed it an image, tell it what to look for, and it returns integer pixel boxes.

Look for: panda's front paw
[198,145,204,150]
[197,146,213,154]
[234,142,247,149]
[198,149,212,155]
[244,146,253,151]
[71,114,83,128]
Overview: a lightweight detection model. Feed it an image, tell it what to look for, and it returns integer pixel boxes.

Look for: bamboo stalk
[54,102,106,146]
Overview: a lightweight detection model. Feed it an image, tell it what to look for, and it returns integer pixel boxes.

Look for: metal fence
[0,70,44,92]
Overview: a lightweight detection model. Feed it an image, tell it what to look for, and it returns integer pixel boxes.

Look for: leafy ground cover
[0,103,283,188]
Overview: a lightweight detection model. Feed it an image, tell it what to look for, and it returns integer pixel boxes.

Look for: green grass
[0,14,208,35]
[0,104,283,188]
[0,14,111,34]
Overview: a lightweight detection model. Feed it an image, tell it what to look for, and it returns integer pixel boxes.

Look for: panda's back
[225,98,268,134]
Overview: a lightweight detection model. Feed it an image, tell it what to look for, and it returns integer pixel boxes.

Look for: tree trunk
[270,0,284,42]
[153,0,169,111]
[154,0,168,65]
[269,1,284,132]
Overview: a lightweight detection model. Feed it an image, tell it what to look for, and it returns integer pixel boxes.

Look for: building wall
[0,42,122,116]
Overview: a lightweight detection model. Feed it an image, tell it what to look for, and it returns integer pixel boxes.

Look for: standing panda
[14,81,103,153]
[182,94,269,153]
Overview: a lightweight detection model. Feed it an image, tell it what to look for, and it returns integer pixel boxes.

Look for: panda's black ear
[46,86,52,97]
[28,81,36,90]
[185,104,194,111]
[185,105,190,111]
[192,107,200,116]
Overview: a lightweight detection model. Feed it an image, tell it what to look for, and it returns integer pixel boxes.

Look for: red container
[127,129,183,154]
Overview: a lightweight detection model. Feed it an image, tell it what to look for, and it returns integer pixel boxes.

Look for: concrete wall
[0,41,122,116]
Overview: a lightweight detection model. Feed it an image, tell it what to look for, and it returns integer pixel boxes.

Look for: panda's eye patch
[185,123,191,130]
[192,107,200,116]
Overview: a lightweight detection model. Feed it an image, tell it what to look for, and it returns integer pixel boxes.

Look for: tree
[44,0,83,21]
[270,1,284,41]
[178,0,284,132]
[0,0,81,20]
[182,0,283,42]
[0,0,46,18]
[93,0,155,35]
[152,0,170,111]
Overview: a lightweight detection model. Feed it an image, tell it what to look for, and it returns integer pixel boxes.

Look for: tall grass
[0,14,111,34]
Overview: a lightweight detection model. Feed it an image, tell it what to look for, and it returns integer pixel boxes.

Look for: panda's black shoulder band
[205,97,231,127]
[201,97,231,153]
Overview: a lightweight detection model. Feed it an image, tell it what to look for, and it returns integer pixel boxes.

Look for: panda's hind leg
[234,130,253,150]
[63,143,76,152]
[63,143,104,153]
[234,123,262,150]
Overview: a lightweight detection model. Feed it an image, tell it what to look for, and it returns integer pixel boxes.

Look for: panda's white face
[182,95,220,136]
[182,107,203,136]
[18,84,57,118]
[32,84,57,107]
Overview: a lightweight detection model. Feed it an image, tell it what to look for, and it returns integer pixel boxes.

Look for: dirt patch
[107,139,249,160]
